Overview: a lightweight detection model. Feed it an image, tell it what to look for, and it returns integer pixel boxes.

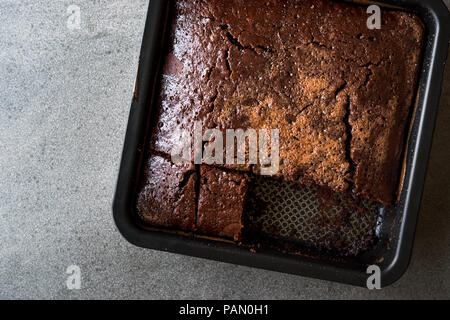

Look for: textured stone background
[0,0,448,299]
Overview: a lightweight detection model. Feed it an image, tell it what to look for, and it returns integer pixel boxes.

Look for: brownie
[136,154,197,231]
[150,0,424,204]
[197,166,250,241]
[136,154,250,240]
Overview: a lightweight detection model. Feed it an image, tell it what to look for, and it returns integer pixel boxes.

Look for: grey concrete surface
[0,0,449,300]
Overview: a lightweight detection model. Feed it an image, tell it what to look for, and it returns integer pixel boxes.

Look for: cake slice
[197,166,250,241]
[136,154,197,232]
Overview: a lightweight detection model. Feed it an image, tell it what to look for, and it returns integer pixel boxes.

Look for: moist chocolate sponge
[136,154,197,231]
[197,166,250,241]
[150,0,424,204]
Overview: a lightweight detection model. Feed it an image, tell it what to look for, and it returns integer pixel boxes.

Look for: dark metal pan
[113,0,449,287]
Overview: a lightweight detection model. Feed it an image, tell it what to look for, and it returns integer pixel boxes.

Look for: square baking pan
[113,0,449,287]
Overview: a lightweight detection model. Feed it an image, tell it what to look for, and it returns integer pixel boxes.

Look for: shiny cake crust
[150,0,424,204]
[136,154,197,231]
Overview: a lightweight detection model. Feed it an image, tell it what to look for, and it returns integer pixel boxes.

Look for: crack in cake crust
[150,0,424,204]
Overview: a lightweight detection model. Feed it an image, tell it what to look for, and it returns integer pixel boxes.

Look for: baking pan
[113,0,450,287]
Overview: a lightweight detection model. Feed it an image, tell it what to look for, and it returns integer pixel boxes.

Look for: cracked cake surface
[197,166,250,241]
[136,154,197,231]
[150,0,424,205]
[136,155,250,240]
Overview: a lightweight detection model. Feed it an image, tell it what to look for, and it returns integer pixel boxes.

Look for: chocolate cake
[136,154,197,231]
[136,157,250,240]
[197,166,250,241]
[150,0,424,205]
